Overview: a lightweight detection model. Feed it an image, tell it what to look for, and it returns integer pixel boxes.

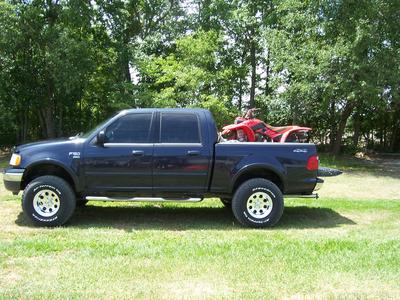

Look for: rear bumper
[3,168,25,194]
[314,177,324,191]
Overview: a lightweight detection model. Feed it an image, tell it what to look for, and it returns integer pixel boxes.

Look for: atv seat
[266,124,291,132]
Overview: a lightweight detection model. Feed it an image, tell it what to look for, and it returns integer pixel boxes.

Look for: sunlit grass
[1,197,400,299]
[0,155,400,299]
[318,153,400,200]
[0,156,8,169]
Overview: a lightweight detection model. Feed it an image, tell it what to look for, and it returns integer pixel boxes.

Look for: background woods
[0,0,399,154]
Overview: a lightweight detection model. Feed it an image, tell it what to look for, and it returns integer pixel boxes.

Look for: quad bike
[222,108,312,143]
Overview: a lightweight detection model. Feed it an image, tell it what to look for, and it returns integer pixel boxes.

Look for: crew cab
[3,108,324,227]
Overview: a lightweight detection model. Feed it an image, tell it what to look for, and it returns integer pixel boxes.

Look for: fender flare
[23,159,80,190]
[222,124,256,142]
[280,127,312,142]
[230,163,286,193]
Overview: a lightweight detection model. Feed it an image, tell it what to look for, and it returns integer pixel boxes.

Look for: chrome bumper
[3,169,25,194]
[3,171,24,182]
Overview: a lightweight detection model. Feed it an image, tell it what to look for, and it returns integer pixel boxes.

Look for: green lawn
[0,156,8,169]
[1,156,400,299]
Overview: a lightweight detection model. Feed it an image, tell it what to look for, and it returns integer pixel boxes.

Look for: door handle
[131,150,144,156]
[187,150,200,156]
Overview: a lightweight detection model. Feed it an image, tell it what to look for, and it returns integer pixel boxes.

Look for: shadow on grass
[319,153,400,179]
[16,204,355,230]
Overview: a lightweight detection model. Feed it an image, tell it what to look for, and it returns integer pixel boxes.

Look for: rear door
[152,112,211,195]
[83,112,154,195]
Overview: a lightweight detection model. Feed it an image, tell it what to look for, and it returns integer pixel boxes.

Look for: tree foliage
[0,0,399,153]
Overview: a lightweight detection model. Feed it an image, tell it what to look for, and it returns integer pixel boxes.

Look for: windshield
[80,115,116,139]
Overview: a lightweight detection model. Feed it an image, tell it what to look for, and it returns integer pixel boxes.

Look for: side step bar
[285,193,319,199]
[85,196,203,202]
[86,195,318,202]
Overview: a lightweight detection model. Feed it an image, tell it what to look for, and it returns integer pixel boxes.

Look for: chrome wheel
[246,192,273,219]
[33,189,60,217]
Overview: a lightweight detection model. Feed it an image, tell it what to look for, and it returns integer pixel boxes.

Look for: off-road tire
[22,175,76,227]
[232,178,284,228]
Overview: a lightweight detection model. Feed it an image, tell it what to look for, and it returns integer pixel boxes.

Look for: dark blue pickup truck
[3,108,323,227]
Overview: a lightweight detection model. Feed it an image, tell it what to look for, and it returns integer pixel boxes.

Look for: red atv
[222,108,312,143]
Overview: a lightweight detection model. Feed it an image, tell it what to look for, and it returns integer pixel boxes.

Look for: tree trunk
[264,50,271,96]
[329,100,336,150]
[390,102,400,152]
[391,127,400,152]
[352,111,360,149]
[383,116,387,149]
[332,101,355,155]
[42,78,56,138]
[41,105,56,138]
[249,29,256,108]
[238,48,246,111]
[22,109,28,142]
[291,101,299,125]
[58,106,63,137]
[124,54,131,83]
[38,109,47,138]
[238,77,242,111]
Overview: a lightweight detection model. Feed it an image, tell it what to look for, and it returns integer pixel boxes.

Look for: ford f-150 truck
[3,108,324,228]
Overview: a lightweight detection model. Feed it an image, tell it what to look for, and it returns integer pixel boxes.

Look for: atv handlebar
[243,108,260,119]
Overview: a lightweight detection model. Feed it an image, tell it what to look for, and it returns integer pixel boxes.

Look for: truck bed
[210,142,318,195]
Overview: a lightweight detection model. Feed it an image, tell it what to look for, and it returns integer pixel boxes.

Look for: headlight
[10,153,21,166]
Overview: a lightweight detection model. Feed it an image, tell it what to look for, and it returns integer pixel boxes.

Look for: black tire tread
[22,175,76,227]
[231,178,284,228]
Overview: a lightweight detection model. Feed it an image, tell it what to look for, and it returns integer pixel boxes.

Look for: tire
[232,178,284,228]
[22,175,76,227]
[220,198,231,209]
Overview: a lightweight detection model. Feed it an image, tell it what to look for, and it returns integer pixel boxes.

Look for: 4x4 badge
[293,148,308,153]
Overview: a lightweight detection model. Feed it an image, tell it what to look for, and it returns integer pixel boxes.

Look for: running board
[285,193,319,199]
[85,196,203,202]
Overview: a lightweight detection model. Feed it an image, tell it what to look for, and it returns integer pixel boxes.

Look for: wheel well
[22,164,76,191]
[233,168,283,193]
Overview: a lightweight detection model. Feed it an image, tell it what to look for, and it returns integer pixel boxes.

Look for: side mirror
[97,130,107,145]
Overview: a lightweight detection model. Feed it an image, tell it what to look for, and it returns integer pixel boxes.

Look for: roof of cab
[121,108,210,114]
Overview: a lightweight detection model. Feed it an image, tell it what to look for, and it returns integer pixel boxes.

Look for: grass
[1,156,400,299]
[0,156,8,169]
[318,153,400,200]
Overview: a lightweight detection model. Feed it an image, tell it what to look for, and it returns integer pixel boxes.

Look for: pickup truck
[3,108,324,228]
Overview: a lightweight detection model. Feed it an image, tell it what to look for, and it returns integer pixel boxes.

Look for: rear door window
[160,113,201,143]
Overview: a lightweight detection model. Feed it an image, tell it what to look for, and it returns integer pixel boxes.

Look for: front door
[83,112,155,195]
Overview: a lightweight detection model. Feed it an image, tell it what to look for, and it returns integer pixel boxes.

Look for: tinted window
[160,113,200,143]
[105,113,152,143]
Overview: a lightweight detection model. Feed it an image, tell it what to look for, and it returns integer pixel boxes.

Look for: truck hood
[15,137,85,153]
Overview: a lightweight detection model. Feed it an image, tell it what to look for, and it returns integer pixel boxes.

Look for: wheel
[232,178,284,228]
[22,175,76,227]
[220,198,231,208]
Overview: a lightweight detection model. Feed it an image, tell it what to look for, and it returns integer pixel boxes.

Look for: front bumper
[3,168,25,194]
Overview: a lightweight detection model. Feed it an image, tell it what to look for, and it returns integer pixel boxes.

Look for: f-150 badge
[69,152,80,158]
